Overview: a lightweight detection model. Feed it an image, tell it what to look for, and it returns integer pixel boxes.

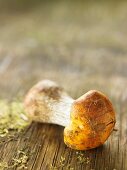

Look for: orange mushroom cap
[64,90,116,150]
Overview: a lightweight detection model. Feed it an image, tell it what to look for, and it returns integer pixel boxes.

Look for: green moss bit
[50,151,90,170]
[10,149,29,169]
[0,161,8,170]
[0,100,30,138]
[59,156,65,166]
[49,156,65,170]
[76,151,90,164]
[0,147,31,170]
[50,156,73,170]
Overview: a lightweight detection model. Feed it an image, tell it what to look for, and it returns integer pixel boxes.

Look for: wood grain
[0,1,127,169]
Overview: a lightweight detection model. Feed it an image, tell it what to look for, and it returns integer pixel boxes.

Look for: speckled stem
[24,80,74,127]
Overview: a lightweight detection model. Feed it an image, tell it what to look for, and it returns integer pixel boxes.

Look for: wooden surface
[0,1,127,169]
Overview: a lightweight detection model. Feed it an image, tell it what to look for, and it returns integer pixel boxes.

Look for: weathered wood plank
[0,1,127,169]
[0,108,126,170]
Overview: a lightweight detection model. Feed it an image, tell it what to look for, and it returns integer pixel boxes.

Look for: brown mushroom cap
[64,90,116,150]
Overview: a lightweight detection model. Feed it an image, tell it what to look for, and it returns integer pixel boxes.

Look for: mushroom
[24,80,116,150]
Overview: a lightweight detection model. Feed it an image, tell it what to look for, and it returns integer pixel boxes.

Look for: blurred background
[0,0,127,101]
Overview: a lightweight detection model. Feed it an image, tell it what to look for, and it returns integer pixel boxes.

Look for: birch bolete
[24,80,116,150]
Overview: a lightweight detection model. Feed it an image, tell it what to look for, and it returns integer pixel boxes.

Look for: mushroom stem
[46,95,74,126]
[24,80,74,126]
